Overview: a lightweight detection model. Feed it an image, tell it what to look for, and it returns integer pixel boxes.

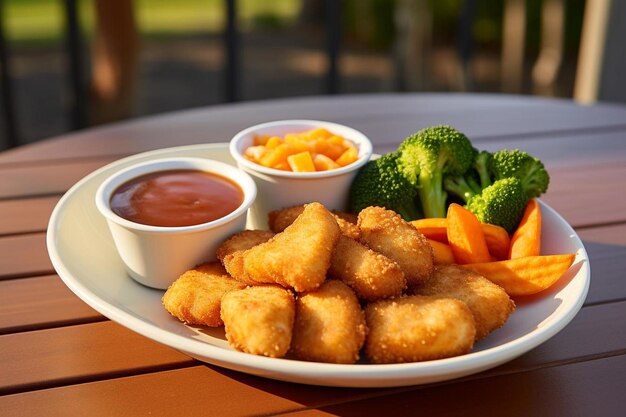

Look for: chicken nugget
[162,262,246,327]
[290,280,367,364]
[413,264,515,340]
[365,295,475,363]
[328,235,406,301]
[221,286,295,358]
[268,204,360,240]
[358,206,434,287]
[225,202,340,292]
[216,229,275,262]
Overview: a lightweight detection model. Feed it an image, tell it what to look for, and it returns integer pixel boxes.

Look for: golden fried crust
[290,280,367,364]
[226,202,341,292]
[162,262,246,327]
[364,295,476,364]
[358,206,434,287]
[221,286,295,358]
[268,204,360,240]
[216,229,275,262]
[413,265,515,340]
[328,235,406,301]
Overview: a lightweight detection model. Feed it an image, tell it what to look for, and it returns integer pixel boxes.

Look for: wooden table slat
[0,196,60,236]
[315,354,626,417]
[0,275,103,334]
[0,321,196,395]
[0,233,54,280]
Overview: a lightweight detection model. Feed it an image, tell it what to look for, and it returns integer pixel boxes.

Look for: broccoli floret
[491,149,550,198]
[397,125,476,218]
[443,150,492,203]
[465,177,527,234]
[349,152,421,220]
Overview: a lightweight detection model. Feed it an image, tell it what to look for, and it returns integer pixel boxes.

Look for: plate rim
[46,143,590,387]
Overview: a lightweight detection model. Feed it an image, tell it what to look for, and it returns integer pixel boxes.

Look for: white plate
[47,143,590,388]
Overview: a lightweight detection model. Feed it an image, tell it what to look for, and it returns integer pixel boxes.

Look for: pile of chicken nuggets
[162,202,515,364]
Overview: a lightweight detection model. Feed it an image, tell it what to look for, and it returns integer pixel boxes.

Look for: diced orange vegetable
[324,143,345,160]
[447,203,491,264]
[482,223,511,261]
[284,134,310,152]
[253,134,270,146]
[273,161,291,171]
[328,135,345,146]
[427,239,455,265]
[313,154,341,171]
[410,218,449,242]
[259,144,292,167]
[244,128,358,172]
[287,151,316,172]
[509,199,542,259]
[462,254,575,296]
[307,128,332,139]
[265,136,283,149]
[335,146,358,167]
[244,145,267,161]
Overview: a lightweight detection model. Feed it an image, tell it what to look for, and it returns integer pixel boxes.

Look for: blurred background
[1,0,623,151]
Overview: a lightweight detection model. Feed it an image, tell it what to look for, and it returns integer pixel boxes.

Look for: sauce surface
[110,169,244,227]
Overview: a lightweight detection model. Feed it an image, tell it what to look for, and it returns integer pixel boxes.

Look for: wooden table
[1,94,625,416]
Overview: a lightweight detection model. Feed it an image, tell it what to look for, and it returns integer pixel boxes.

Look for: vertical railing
[0,0,19,148]
[224,0,239,102]
[325,0,341,94]
[63,0,86,130]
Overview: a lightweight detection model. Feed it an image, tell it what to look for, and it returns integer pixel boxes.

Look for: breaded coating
[358,206,434,287]
[268,204,360,240]
[224,202,341,292]
[328,235,406,301]
[413,264,515,340]
[365,295,476,363]
[162,262,246,327]
[221,286,295,358]
[216,229,275,262]
[290,280,367,364]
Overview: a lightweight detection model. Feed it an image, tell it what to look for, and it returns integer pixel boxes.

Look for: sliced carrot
[462,254,575,296]
[446,203,491,264]
[427,239,455,265]
[410,218,449,242]
[509,199,542,259]
[483,223,511,260]
[411,218,510,260]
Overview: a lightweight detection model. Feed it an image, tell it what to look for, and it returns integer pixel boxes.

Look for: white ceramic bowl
[229,119,373,229]
[95,157,256,289]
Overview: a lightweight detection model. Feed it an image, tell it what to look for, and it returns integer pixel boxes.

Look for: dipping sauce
[110,169,244,227]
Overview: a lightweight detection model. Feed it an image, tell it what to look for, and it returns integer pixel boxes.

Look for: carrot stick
[483,223,511,260]
[446,203,491,264]
[410,218,448,242]
[427,239,455,265]
[411,218,510,259]
[462,254,575,296]
[509,198,541,259]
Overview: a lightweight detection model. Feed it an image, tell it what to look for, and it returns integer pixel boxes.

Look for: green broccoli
[443,150,492,202]
[349,152,421,220]
[465,177,528,234]
[397,125,476,218]
[491,149,550,198]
